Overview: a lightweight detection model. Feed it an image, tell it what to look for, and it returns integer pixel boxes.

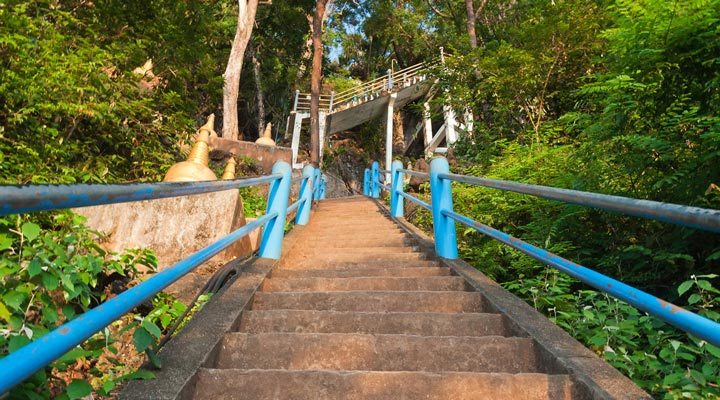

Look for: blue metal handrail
[0,160,322,394]
[0,175,282,216]
[363,157,720,348]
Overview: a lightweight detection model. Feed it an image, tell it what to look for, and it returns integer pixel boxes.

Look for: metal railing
[0,160,324,394]
[364,157,720,347]
[292,61,433,113]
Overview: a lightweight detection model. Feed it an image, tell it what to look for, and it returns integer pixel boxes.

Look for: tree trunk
[464,0,478,49]
[309,0,328,166]
[222,0,260,141]
[250,42,265,138]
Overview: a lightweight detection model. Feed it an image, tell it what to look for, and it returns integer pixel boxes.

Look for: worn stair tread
[262,276,469,292]
[215,333,537,372]
[270,266,451,278]
[252,291,488,312]
[298,246,418,254]
[288,254,430,268]
[309,239,416,248]
[193,369,574,400]
[238,310,507,336]
[279,259,439,269]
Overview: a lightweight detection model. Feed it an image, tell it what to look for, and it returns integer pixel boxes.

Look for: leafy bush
[0,212,190,398]
[504,266,720,399]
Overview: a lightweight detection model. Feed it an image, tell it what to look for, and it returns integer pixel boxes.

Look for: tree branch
[426,0,449,17]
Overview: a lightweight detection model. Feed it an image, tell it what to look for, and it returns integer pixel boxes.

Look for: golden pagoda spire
[163,115,218,182]
[221,156,237,180]
[255,122,275,147]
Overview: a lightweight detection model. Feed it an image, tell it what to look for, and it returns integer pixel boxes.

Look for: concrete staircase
[190,196,577,399]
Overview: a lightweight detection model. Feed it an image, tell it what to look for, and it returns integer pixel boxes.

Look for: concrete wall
[209,137,292,174]
[74,190,253,270]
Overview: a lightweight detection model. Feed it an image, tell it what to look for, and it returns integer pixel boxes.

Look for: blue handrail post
[429,157,458,259]
[312,167,322,201]
[295,165,315,225]
[259,161,292,259]
[390,160,404,218]
[371,161,380,198]
[320,174,327,200]
[363,168,371,196]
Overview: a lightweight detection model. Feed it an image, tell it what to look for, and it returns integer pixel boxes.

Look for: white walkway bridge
[286,56,473,173]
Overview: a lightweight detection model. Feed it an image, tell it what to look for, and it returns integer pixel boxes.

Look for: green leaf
[42,272,59,290]
[132,327,154,352]
[687,293,702,305]
[58,347,90,363]
[120,369,155,381]
[3,290,27,311]
[66,379,92,399]
[21,222,41,242]
[670,340,682,351]
[61,274,75,292]
[28,259,42,277]
[145,348,162,369]
[705,343,720,358]
[678,280,693,296]
[8,335,31,352]
[101,380,116,394]
[141,319,162,339]
[0,301,11,322]
[43,306,59,324]
[663,372,684,386]
[689,369,706,386]
[696,280,719,293]
[0,234,13,250]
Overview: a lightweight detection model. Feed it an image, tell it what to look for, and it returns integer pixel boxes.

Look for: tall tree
[223,0,260,140]
[309,0,333,165]
[248,41,266,137]
[464,0,487,49]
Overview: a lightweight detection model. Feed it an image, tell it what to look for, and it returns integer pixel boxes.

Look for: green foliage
[240,187,267,218]
[504,269,720,398]
[0,211,202,398]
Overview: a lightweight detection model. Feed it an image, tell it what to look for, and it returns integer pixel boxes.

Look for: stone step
[311,238,415,248]
[307,233,409,242]
[291,252,428,264]
[214,333,537,373]
[307,229,406,237]
[297,246,418,254]
[261,276,469,292]
[252,291,487,313]
[238,310,507,336]
[270,266,451,278]
[278,260,440,270]
[193,370,574,400]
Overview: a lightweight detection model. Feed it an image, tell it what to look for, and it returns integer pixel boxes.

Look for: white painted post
[385,93,397,183]
[290,113,306,168]
[319,111,327,164]
[423,102,433,148]
[443,104,457,144]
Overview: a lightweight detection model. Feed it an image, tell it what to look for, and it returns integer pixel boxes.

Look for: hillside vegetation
[1,0,719,398]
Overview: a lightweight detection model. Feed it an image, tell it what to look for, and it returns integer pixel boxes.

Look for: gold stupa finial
[255,122,275,147]
[163,115,218,182]
[221,156,237,180]
[201,113,218,139]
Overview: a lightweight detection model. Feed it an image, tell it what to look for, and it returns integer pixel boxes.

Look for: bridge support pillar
[319,111,327,164]
[443,104,457,145]
[290,112,308,169]
[423,102,432,148]
[259,161,292,259]
[385,93,397,182]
